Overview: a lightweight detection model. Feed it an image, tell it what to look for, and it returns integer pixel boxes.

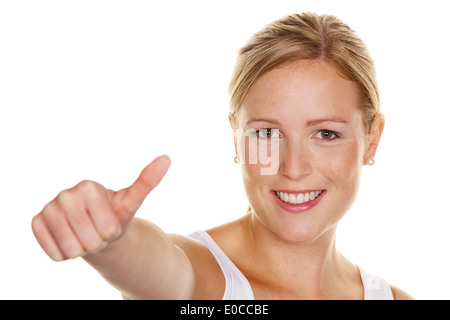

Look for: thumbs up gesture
[32,155,171,261]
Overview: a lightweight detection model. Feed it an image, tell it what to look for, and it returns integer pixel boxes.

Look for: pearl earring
[367,158,375,166]
[234,156,239,164]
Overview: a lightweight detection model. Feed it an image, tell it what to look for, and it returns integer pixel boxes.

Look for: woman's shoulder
[169,232,226,299]
[390,285,415,300]
[205,217,249,254]
[168,218,249,299]
[206,217,247,237]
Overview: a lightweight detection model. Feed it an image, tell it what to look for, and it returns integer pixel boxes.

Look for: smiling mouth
[274,190,324,205]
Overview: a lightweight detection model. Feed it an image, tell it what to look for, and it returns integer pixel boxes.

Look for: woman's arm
[31,155,198,299]
[83,218,194,300]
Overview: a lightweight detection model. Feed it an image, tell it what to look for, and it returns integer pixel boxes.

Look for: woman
[31,13,413,299]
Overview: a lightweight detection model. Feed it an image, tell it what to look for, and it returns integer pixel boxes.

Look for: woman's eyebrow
[306,118,348,126]
[245,118,281,126]
[246,117,348,126]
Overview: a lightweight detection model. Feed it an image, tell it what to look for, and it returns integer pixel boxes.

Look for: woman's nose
[278,142,313,181]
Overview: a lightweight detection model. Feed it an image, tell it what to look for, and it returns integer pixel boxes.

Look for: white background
[1,0,449,299]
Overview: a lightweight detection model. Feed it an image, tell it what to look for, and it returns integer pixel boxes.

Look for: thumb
[112,155,171,224]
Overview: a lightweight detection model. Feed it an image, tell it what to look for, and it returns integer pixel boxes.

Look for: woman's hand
[31,155,171,261]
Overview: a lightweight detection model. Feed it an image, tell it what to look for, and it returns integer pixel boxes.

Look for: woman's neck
[242,214,360,299]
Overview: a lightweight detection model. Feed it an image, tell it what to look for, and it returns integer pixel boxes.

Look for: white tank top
[189,230,393,300]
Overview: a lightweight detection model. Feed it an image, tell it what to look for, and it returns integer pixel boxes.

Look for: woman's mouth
[271,189,325,213]
[274,190,324,205]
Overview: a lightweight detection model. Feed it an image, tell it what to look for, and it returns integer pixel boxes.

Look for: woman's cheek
[318,144,363,204]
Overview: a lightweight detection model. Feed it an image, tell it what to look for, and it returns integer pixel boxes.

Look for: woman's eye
[315,130,338,140]
[256,128,279,139]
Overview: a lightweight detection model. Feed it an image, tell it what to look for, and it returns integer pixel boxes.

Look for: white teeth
[275,190,323,205]
[296,193,304,204]
[288,193,296,204]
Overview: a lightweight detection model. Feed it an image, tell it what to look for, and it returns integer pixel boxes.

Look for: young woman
[31,12,413,300]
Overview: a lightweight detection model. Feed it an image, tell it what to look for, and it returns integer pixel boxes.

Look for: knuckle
[100,220,122,241]
[78,179,94,188]
[107,222,122,240]
[112,201,128,217]
[86,239,108,254]
[83,232,106,252]
[41,201,61,222]
[56,189,74,207]
[64,244,85,260]
[78,179,101,195]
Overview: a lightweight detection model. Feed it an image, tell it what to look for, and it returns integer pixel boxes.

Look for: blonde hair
[229,12,381,134]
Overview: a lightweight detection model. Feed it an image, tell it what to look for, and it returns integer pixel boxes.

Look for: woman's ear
[364,113,385,165]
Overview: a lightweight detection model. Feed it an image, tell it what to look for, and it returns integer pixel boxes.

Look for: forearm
[83,217,194,299]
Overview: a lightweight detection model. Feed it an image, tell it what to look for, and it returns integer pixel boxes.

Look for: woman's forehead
[239,60,363,127]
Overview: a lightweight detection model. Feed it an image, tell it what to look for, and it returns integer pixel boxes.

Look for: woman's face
[232,59,381,243]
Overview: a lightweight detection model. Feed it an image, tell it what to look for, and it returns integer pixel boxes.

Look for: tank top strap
[189,230,254,300]
[358,266,394,300]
